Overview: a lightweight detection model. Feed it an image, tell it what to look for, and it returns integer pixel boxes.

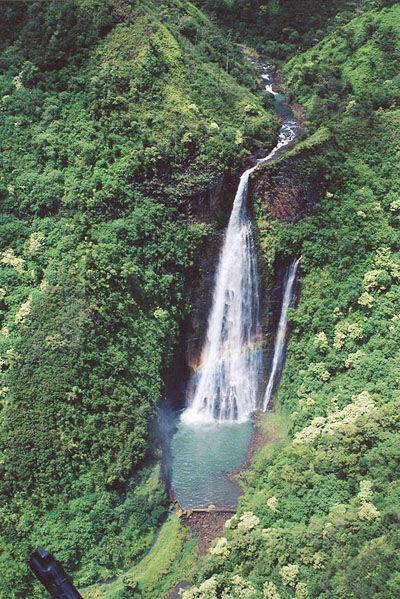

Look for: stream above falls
[169,62,301,509]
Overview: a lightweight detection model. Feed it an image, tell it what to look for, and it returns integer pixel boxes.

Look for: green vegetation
[0,1,276,596]
[83,513,198,599]
[283,3,400,123]
[2,0,400,597]
[197,0,398,61]
[254,409,291,448]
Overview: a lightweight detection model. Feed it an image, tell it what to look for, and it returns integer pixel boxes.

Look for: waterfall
[261,66,278,96]
[263,257,300,411]
[181,65,299,425]
[181,165,262,424]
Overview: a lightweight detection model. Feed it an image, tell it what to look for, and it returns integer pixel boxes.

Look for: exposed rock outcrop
[179,509,234,554]
[250,141,326,222]
[183,173,239,378]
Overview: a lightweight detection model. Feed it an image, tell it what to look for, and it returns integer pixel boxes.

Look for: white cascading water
[263,257,300,411]
[261,67,278,96]
[181,65,298,425]
[181,166,262,424]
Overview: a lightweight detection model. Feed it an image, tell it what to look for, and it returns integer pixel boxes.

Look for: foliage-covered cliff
[0,1,276,595]
[197,0,398,59]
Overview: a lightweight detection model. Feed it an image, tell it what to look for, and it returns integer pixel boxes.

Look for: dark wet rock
[250,139,327,222]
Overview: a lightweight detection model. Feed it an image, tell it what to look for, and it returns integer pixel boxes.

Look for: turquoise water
[171,420,253,508]
[275,92,294,120]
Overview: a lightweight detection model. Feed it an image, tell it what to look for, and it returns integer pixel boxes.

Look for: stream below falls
[170,63,301,509]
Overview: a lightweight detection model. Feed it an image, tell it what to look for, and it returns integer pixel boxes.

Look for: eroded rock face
[165,171,239,409]
[184,228,223,375]
[257,173,309,220]
[183,173,239,372]
[184,175,225,224]
[250,144,324,222]
[247,139,327,400]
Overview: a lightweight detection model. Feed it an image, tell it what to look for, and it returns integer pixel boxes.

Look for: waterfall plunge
[181,166,262,424]
[263,257,300,411]
[181,65,299,425]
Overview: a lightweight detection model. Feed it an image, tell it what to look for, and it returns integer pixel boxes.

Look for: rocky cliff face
[248,138,328,392]
[184,175,225,224]
[165,172,239,409]
[250,142,325,222]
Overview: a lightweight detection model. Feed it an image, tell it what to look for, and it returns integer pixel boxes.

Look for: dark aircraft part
[29,547,83,599]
